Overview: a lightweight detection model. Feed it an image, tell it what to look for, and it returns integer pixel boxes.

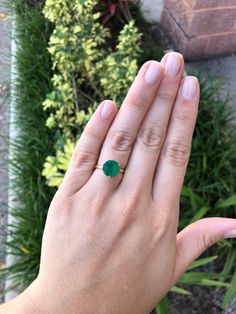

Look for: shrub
[42,0,142,187]
[0,0,55,290]
[2,0,236,312]
[41,1,236,310]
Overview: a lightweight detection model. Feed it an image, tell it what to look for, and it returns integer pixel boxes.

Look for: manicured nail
[224,229,236,238]
[165,53,182,76]
[101,101,114,119]
[144,61,162,85]
[181,76,198,100]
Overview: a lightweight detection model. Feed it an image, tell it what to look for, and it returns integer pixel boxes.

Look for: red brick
[161,8,236,59]
[206,32,236,55]
[161,9,209,58]
[161,9,187,52]
[164,0,195,32]
[185,0,219,9]
[219,0,236,6]
[185,0,236,9]
[165,0,236,36]
[184,37,210,59]
[191,8,236,35]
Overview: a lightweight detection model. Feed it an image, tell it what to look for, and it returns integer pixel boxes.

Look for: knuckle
[201,232,216,252]
[111,129,134,152]
[175,109,191,123]
[154,209,172,237]
[157,90,174,104]
[120,204,136,229]
[116,192,140,231]
[138,126,164,151]
[85,125,101,141]
[74,150,97,169]
[163,141,190,167]
[128,92,147,111]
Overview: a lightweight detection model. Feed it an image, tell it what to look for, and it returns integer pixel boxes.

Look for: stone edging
[5,18,20,302]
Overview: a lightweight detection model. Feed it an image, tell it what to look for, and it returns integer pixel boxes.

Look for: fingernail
[144,61,162,85]
[181,76,198,100]
[224,229,236,238]
[101,101,114,119]
[165,53,182,76]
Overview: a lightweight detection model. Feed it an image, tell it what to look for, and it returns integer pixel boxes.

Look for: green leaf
[187,256,218,270]
[216,194,236,208]
[170,286,191,295]
[190,206,209,223]
[156,296,169,314]
[222,270,236,309]
[179,272,230,287]
[199,279,230,287]
[222,248,236,276]
[181,186,204,207]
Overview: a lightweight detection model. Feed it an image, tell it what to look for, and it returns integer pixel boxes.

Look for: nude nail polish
[144,61,162,85]
[224,229,236,238]
[101,101,114,119]
[182,76,198,100]
[165,53,182,76]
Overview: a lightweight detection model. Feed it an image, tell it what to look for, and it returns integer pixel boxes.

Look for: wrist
[0,284,39,314]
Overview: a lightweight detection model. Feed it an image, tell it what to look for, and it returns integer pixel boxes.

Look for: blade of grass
[222,270,236,310]
[156,296,169,314]
[170,286,191,296]
[216,195,236,208]
[187,256,218,270]
[179,272,230,287]
[190,206,210,223]
[222,248,236,276]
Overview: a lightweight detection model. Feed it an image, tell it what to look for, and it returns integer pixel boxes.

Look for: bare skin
[1,52,236,314]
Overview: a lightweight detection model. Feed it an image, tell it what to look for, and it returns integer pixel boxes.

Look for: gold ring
[95,160,125,177]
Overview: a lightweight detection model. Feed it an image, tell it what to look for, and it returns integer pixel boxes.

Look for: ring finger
[120,52,184,193]
[89,60,164,191]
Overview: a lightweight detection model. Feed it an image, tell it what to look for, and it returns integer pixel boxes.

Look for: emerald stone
[102,160,120,177]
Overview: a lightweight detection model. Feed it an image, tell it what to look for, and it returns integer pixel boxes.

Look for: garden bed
[1,0,236,313]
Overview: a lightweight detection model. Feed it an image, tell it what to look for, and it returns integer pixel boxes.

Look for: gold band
[95,165,125,173]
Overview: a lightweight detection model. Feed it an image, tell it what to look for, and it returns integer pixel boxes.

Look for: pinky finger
[59,100,117,197]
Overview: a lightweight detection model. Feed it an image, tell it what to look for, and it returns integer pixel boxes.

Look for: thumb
[173,217,236,282]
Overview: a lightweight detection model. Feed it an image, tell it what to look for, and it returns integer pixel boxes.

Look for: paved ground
[151,24,236,314]
[171,56,236,313]
[0,0,10,303]
[187,55,236,110]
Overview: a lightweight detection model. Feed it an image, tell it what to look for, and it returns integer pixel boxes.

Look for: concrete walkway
[186,55,236,314]
[0,0,11,302]
[187,55,236,110]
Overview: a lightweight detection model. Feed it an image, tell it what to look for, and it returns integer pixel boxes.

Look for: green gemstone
[102,160,120,177]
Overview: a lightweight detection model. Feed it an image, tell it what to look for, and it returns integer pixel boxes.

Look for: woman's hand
[3,52,236,314]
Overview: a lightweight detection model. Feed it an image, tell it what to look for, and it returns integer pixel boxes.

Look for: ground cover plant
[0,0,56,290]
[1,0,236,312]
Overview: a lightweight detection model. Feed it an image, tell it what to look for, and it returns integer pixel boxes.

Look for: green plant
[0,0,55,291]
[41,0,142,187]
[181,76,236,229]
[2,0,236,312]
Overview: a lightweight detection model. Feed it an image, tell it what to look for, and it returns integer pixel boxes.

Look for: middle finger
[120,52,184,193]
[89,60,164,191]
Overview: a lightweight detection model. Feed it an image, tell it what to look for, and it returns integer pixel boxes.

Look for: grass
[1,0,236,312]
[0,0,55,291]
[181,75,236,228]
